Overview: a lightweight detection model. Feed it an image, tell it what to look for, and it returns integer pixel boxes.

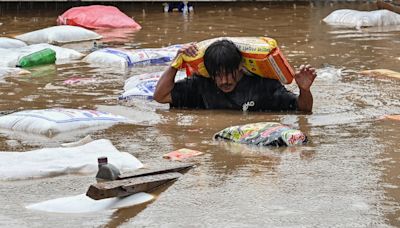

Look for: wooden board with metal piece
[87,172,182,200]
[118,162,194,179]
[86,162,195,200]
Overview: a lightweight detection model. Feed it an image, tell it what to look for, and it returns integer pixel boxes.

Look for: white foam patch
[26,193,153,213]
[0,139,143,180]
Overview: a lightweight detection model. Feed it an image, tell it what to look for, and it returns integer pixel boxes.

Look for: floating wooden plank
[87,172,182,200]
[377,0,400,14]
[118,163,194,180]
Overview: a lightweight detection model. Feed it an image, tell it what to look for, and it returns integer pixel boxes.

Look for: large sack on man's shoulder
[323,9,400,29]
[57,5,141,30]
[0,37,27,49]
[214,122,307,147]
[171,37,295,84]
[15,25,102,44]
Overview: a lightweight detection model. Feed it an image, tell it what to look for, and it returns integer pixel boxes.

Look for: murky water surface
[0,2,399,227]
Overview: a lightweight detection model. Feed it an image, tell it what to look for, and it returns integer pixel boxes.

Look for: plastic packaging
[17,48,56,68]
[214,122,307,147]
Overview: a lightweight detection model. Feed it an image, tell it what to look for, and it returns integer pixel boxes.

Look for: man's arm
[295,64,317,112]
[154,66,177,103]
[154,43,198,104]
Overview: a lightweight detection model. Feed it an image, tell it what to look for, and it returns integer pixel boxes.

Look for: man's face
[214,70,240,93]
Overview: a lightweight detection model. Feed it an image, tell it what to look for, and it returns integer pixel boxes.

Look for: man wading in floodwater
[154,40,317,112]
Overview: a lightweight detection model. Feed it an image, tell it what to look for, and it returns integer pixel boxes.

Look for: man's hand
[177,42,198,57]
[295,64,317,113]
[294,64,317,92]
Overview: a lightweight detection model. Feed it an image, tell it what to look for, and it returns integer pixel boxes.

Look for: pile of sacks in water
[0,5,180,78]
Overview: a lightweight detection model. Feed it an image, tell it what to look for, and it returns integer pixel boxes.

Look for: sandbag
[0,108,128,137]
[214,122,307,147]
[0,67,30,79]
[15,25,102,44]
[84,45,180,68]
[323,9,400,29]
[119,70,186,100]
[171,37,295,84]
[0,139,143,180]
[0,37,27,48]
[57,5,141,30]
[0,44,83,67]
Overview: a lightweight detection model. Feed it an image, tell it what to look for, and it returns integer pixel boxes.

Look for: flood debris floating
[86,162,194,200]
[359,69,400,79]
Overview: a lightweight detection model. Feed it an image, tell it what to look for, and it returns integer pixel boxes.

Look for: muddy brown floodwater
[0,2,399,227]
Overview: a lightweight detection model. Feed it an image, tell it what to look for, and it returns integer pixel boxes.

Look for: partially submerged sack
[0,139,143,180]
[15,25,102,44]
[57,5,142,30]
[0,44,83,67]
[119,70,186,100]
[84,46,180,68]
[0,108,129,137]
[0,37,27,49]
[0,67,30,79]
[171,37,295,84]
[323,9,400,29]
[214,122,307,147]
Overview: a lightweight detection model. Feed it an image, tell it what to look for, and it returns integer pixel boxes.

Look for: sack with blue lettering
[119,70,186,100]
[84,45,182,68]
[0,108,128,137]
[214,122,307,147]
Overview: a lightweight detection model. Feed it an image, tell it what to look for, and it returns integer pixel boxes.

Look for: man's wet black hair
[204,39,242,80]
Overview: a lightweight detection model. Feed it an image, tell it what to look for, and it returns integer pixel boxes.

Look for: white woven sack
[0,37,27,48]
[0,108,129,137]
[0,44,83,67]
[15,25,102,44]
[0,67,30,79]
[120,70,186,100]
[323,9,400,29]
[84,46,180,68]
[0,139,143,180]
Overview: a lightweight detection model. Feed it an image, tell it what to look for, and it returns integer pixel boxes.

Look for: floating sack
[323,9,400,29]
[0,108,129,137]
[57,5,142,30]
[0,37,27,48]
[15,25,102,44]
[0,44,83,67]
[171,37,295,84]
[0,67,30,79]
[359,69,400,79]
[119,70,186,100]
[84,45,180,68]
[26,193,153,213]
[214,122,307,147]
[0,139,143,180]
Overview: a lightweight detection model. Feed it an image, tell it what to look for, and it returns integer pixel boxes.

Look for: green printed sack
[214,122,307,147]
